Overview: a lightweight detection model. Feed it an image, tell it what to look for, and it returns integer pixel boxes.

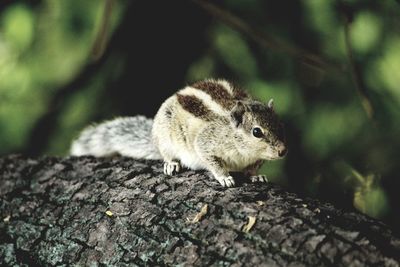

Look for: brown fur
[230,82,250,100]
[192,80,235,110]
[176,94,215,121]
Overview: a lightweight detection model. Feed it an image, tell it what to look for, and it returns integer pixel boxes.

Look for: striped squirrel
[70,79,287,187]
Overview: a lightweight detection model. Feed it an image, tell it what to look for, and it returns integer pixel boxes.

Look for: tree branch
[1,155,399,266]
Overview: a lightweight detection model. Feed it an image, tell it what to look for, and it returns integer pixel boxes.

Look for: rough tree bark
[0,155,399,266]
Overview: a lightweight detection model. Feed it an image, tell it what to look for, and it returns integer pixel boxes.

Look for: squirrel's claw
[250,175,268,183]
[163,161,181,175]
[215,175,235,187]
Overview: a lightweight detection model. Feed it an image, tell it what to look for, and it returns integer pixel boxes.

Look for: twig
[191,0,346,75]
[342,11,374,119]
[91,0,115,62]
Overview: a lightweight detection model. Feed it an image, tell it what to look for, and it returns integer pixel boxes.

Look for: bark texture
[0,155,399,266]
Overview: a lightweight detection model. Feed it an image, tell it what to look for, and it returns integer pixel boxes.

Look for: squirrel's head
[230,99,287,160]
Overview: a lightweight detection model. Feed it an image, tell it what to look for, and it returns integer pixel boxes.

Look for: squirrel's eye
[252,127,263,138]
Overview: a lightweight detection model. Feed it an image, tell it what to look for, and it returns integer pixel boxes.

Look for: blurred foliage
[0,0,400,227]
[351,170,389,218]
[0,0,123,154]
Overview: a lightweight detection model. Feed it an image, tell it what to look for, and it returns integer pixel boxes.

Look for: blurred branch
[24,1,127,157]
[191,0,346,76]
[193,0,375,120]
[341,4,375,120]
[91,0,115,62]
[24,57,109,156]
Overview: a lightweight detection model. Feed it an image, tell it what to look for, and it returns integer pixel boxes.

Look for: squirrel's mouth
[263,155,279,161]
[264,149,287,160]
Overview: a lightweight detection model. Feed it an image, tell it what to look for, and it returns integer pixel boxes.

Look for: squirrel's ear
[267,98,274,110]
[231,101,246,127]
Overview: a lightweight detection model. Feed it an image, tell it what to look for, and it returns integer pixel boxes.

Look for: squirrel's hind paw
[215,175,235,187]
[163,161,181,175]
[250,175,268,183]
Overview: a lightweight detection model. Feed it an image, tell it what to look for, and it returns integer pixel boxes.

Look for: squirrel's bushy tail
[70,116,162,160]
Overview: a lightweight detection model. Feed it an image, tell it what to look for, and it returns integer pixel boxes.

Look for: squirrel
[70,79,287,187]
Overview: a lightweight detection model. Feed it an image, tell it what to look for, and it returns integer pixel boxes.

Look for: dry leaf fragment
[243,216,256,233]
[191,204,208,223]
[256,201,265,206]
[105,210,113,217]
[3,215,10,223]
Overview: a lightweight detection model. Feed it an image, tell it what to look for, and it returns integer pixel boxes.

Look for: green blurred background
[0,0,399,230]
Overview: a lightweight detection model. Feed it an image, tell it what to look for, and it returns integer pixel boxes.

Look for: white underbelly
[175,149,205,170]
[223,151,259,172]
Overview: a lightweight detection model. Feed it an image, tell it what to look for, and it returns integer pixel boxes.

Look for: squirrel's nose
[278,146,287,157]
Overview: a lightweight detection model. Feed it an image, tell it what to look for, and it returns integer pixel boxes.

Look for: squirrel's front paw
[215,175,235,187]
[250,175,268,183]
[163,161,181,175]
